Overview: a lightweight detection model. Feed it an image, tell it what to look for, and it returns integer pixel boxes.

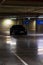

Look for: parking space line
[12,51,28,65]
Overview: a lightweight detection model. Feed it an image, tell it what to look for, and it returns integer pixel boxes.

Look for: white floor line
[12,51,28,65]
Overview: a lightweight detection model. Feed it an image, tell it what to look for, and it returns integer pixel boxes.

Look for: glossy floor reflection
[0,35,24,65]
[0,34,43,65]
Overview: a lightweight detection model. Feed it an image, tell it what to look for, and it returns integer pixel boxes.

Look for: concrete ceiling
[0,0,43,13]
[0,0,43,6]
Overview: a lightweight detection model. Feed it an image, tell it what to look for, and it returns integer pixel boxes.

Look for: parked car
[10,25,27,36]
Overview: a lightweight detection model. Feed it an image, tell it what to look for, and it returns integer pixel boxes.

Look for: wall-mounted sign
[23,18,29,24]
[36,19,43,24]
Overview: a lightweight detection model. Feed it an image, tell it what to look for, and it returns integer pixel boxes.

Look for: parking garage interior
[0,0,43,65]
[0,14,43,65]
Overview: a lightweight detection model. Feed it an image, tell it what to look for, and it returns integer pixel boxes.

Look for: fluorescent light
[11,18,16,20]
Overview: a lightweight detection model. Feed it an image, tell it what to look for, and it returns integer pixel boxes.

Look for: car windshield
[13,25,25,30]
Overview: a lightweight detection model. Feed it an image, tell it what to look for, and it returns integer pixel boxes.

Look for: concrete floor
[0,34,43,65]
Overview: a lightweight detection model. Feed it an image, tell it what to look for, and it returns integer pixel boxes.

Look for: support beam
[0,6,43,13]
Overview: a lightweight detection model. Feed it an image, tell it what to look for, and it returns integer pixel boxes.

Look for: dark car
[10,25,27,36]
